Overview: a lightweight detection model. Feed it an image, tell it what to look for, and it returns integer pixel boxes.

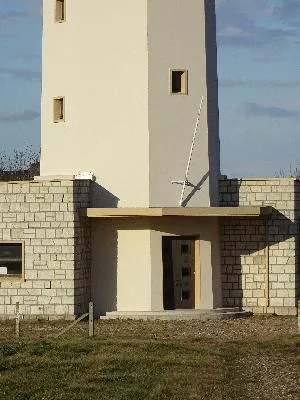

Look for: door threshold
[101,308,250,321]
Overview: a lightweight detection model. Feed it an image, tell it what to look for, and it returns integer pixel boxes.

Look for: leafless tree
[0,146,40,181]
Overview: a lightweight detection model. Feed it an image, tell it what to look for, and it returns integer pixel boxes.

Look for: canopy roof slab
[86,207,273,218]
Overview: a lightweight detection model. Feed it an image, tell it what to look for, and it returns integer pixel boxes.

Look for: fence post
[89,301,94,337]
[15,302,20,338]
[298,300,300,334]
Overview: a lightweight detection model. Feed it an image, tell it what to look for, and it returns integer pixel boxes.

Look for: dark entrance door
[162,237,195,310]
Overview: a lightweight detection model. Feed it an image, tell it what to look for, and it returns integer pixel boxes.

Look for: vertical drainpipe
[264,217,270,312]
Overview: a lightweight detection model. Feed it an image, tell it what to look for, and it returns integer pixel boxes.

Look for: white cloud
[220,78,300,88]
[216,0,300,48]
[0,110,40,123]
[0,67,40,82]
[244,102,299,119]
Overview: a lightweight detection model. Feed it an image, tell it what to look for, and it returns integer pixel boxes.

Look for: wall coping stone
[0,177,93,185]
[219,177,299,182]
[34,175,75,181]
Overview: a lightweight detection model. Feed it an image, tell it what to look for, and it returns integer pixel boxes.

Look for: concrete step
[100,308,251,321]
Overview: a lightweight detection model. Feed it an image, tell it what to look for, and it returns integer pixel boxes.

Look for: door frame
[162,235,201,310]
[194,237,201,309]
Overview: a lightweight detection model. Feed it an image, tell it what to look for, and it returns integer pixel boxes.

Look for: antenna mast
[172,96,205,207]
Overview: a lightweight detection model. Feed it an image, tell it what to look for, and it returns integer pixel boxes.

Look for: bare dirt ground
[0,314,297,342]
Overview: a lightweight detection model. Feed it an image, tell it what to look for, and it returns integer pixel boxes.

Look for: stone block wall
[0,178,91,319]
[220,178,299,315]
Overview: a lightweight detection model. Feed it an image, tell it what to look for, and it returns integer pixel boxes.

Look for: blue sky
[0,0,41,155]
[0,0,299,177]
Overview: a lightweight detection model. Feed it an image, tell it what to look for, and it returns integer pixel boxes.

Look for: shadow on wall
[295,180,300,303]
[221,179,299,310]
[177,0,220,209]
[205,0,220,206]
[90,182,120,316]
[91,182,119,208]
[181,171,209,207]
[73,180,92,315]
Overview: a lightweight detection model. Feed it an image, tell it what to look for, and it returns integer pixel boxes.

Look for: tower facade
[41,0,220,208]
[41,0,221,315]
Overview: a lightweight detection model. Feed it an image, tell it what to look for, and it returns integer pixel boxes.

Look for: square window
[55,0,66,23]
[181,266,191,277]
[182,290,190,300]
[181,244,189,254]
[170,69,188,95]
[53,97,65,122]
[0,242,24,278]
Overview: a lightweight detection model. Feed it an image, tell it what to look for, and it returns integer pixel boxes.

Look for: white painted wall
[91,219,152,314]
[117,221,152,311]
[91,220,118,315]
[41,0,149,207]
[42,0,219,208]
[91,217,221,314]
[148,0,220,207]
[42,0,221,314]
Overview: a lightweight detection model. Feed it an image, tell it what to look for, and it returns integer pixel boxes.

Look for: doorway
[162,237,198,310]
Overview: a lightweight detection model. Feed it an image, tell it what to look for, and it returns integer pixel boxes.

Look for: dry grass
[0,316,299,400]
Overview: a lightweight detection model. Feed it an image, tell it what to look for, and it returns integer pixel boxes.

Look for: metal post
[179,96,204,207]
[264,218,270,311]
[89,301,94,337]
[15,302,20,338]
[298,300,300,335]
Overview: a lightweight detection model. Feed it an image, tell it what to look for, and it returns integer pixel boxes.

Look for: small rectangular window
[181,267,191,277]
[181,244,189,254]
[53,97,65,122]
[0,242,24,278]
[170,69,188,95]
[182,290,190,300]
[55,0,66,22]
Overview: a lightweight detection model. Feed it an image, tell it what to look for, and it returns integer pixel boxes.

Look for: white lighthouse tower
[41,0,222,315]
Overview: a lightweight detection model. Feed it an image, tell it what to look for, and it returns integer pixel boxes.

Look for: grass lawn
[0,316,299,400]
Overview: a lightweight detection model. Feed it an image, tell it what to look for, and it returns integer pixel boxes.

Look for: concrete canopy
[86,207,273,218]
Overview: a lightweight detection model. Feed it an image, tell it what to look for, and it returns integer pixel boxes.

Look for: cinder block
[61,280,74,289]
[54,305,69,315]
[252,289,264,298]
[44,305,55,314]
[38,271,55,280]
[283,298,295,307]
[42,239,55,246]
[269,297,284,307]
[245,282,256,290]
[32,281,45,289]
[24,296,38,305]
[49,187,66,194]
[25,270,38,280]
[31,305,44,314]
[56,289,67,296]
[245,299,258,307]
[46,246,62,254]
[253,274,264,282]
[38,296,52,305]
[39,203,52,212]
[277,273,290,282]
[62,297,73,305]
[46,229,56,239]
[34,213,46,222]
[271,282,284,289]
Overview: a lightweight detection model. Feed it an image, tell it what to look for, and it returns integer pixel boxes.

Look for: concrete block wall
[220,178,300,315]
[0,178,91,319]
